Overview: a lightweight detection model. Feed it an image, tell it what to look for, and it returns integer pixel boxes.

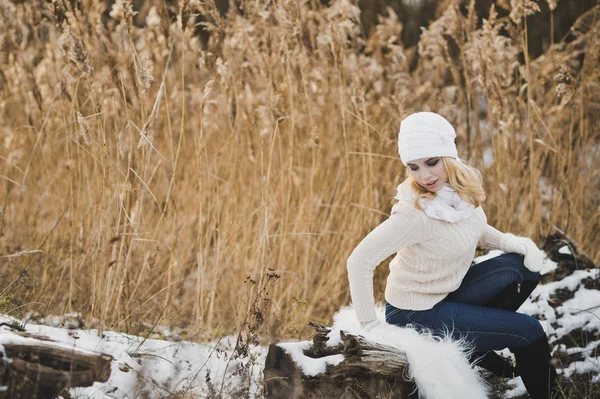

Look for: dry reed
[0,0,598,342]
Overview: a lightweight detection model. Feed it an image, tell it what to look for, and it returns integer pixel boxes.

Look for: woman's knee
[515,316,546,348]
[479,317,546,350]
[498,253,542,283]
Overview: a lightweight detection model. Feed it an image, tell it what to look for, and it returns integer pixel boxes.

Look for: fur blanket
[328,306,489,399]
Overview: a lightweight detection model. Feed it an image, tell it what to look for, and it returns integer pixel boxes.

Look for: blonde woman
[347,112,557,399]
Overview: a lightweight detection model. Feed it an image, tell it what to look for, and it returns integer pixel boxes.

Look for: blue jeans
[385,253,545,351]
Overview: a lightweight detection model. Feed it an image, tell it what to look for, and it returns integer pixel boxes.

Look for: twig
[130,295,171,355]
[0,249,44,259]
[177,336,224,395]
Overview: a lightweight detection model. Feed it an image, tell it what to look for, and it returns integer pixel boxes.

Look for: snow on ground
[0,318,267,398]
[0,250,598,398]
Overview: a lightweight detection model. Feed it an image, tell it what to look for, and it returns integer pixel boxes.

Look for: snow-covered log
[0,329,112,399]
[263,322,418,399]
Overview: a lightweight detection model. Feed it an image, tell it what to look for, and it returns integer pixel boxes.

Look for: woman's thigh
[447,253,541,306]
[385,301,545,352]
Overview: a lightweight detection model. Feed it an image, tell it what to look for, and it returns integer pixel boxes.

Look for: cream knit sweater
[347,201,521,324]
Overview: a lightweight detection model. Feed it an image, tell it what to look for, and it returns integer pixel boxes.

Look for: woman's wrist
[501,233,528,255]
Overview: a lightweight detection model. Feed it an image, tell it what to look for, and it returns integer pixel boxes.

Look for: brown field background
[0,0,598,342]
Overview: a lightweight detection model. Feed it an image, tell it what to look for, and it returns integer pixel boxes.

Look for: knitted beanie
[397,112,458,165]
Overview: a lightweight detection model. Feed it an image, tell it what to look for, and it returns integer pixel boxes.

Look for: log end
[0,341,113,399]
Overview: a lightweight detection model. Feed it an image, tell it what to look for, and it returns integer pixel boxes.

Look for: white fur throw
[328,306,489,399]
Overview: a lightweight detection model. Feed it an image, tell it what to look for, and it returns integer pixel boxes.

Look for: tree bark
[263,322,417,399]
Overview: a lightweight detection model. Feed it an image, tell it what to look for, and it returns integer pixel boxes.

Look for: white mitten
[520,238,546,272]
[503,235,545,272]
[361,319,383,331]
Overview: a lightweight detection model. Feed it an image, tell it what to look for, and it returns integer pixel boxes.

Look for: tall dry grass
[0,0,598,341]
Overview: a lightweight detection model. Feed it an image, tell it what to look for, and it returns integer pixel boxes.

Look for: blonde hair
[406,157,486,209]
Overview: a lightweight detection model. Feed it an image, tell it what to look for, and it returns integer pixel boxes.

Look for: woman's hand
[507,236,546,272]
[521,238,546,272]
[360,319,383,331]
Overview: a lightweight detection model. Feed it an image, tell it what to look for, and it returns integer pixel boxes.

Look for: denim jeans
[385,253,545,351]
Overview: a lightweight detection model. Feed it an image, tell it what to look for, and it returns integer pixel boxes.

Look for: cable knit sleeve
[346,203,425,324]
[479,225,526,254]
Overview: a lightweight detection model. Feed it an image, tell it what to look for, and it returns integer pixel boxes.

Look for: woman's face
[407,157,448,192]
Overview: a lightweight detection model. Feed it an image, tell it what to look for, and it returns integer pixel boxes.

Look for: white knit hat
[397,112,458,165]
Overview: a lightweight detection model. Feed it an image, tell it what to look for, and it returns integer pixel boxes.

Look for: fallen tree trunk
[0,330,112,399]
[263,322,417,399]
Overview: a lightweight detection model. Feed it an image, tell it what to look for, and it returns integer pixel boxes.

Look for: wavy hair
[406,157,486,209]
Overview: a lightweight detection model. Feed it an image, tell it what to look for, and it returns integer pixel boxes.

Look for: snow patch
[559,245,572,255]
[278,341,344,376]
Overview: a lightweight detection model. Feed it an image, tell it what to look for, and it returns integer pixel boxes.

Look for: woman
[347,112,557,399]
